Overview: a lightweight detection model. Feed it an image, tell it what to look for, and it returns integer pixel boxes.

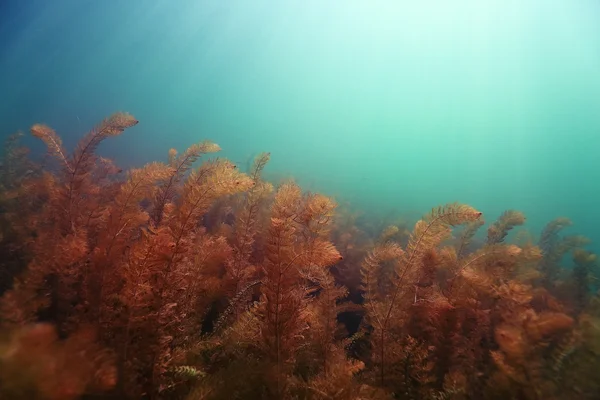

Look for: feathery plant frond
[378,225,400,244]
[30,124,71,171]
[361,241,405,327]
[362,203,482,386]
[211,280,263,335]
[451,244,522,299]
[152,141,222,226]
[487,210,526,245]
[393,203,482,313]
[572,249,599,314]
[0,132,37,194]
[90,161,175,320]
[175,159,253,232]
[301,263,349,377]
[145,158,253,395]
[258,181,306,397]
[65,113,138,228]
[455,218,485,258]
[70,112,138,173]
[538,217,590,287]
[539,217,573,255]
[30,112,139,234]
[249,152,271,181]
[226,152,272,293]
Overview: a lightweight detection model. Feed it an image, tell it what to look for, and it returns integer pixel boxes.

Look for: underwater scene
[1,1,600,399]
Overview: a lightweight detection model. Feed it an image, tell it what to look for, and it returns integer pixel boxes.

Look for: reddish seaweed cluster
[0,113,598,400]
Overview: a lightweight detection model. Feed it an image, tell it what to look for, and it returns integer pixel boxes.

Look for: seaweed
[1,113,599,399]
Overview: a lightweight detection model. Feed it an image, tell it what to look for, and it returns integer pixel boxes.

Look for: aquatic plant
[0,113,599,399]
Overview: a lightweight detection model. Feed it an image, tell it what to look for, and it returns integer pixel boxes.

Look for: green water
[1,0,599,249]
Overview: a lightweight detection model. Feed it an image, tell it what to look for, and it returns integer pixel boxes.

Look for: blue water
[1,0,599,254]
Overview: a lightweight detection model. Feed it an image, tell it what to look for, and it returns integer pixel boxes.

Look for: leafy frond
[539,217,572,254]
[455,244,523,298]
[212,280,263,335]
[378,225,400,244]
[362,203,481,387]
[394,203,482,313]
[30,124,70,171]
[89,161,175,318]
[70,112,138,175]
[152,141,222,226]
[487,210,526,245]
[225,152,272,296]
[257,182,308,396]
[360,241,404,325]
[539,216,590,286]
[455,218,485,258]
[176,159,254,230]
[249,151,270,181]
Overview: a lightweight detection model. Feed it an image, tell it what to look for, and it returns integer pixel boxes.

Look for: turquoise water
[1,0,599,251]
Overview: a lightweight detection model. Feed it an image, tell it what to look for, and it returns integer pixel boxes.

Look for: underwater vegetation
[0,112,599,400]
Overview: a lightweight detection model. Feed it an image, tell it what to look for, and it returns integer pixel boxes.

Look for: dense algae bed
[0,112,599,400]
